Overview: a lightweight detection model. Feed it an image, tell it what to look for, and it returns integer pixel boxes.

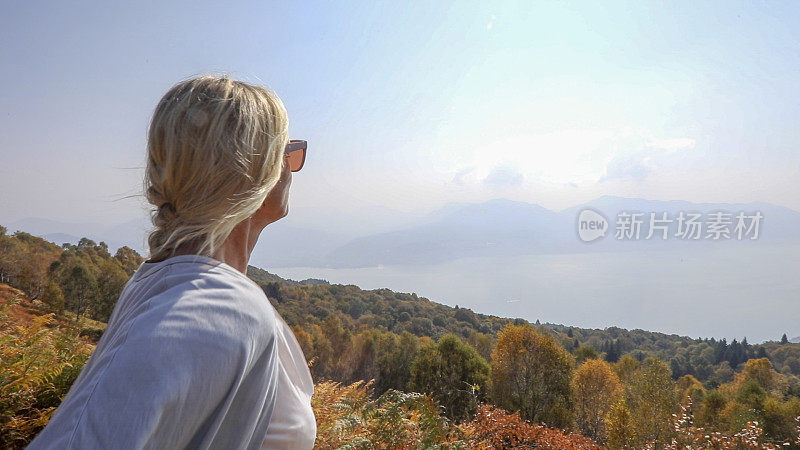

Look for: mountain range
[5,196,800,269]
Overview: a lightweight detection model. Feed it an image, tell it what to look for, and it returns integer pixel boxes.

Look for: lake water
[270,245,800,343]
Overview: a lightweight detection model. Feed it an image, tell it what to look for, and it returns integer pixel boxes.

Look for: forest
[1,224,799,449]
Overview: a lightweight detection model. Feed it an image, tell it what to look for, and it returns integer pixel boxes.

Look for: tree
[0,234,17,284]
[40,281,66,314]
[306,324,334,380]
[675,374,706,405]
[0,232,59,299]
[626,358,677,446]
[91,260,128,322]
[784,356,800,376]
[613,354,639,384]
[781,334,789,345]
[61,264,96,319]
[320,314,352,379]
[345,329,379,385]
[741,357,783,393]
[291,324,313,357]
[77,237,97,249]
[114,246,144,275]
[697,390,726,428]
[13,253,51,300]
[605,399,637,449]
[375,330,418,395]
[574,344,598,365]
[713,358,799,442]
[572,359,623,442]
[735,380,765,412]
[408,333,490,421]
[762,395,800,443]
[604,340,621,363]
[466,330,495,363]
[711,361,734,386]
[454,308,479,328]
[490,323,574,428]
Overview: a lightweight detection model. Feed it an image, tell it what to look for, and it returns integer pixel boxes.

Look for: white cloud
[601,134,696,183]
[646,137,695,153]
[452,167,476,186]
[483,164,524,187]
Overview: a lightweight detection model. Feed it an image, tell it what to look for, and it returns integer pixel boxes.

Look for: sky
[1,0,799,227]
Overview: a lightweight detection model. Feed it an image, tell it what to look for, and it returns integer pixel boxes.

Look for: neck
[214,219,258,275]
[167,218,259,275]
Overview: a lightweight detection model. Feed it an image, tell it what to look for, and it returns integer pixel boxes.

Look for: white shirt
[262,308,317,449]
[28,254,317,450]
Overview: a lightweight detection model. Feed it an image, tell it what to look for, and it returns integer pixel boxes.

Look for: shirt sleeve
[27,272,280,450]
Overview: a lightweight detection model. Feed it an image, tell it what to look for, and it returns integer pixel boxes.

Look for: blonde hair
[143,75,289,262]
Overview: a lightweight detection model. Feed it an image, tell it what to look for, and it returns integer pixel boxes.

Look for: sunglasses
[284,140,307,172]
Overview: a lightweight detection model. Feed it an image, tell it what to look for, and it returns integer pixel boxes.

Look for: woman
[28,75,316,449]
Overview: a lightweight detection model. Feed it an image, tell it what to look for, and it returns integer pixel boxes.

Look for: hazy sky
[1,1,799,227]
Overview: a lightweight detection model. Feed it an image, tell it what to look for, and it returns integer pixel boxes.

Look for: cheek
[283,183,291,205]
[283,171,292,194]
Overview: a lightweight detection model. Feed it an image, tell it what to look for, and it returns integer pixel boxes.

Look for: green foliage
[91,260,129,322]
[0,228,141,323]
[240,255,800,397]
[2,224,800,447]
[704,358,800,443]
[408,334,490,422]
[363,389,451,448]
[61,264,96,319]
[40,281,65,314]
[0,232,60,298]
[762,395,800,443]
[375,331,418,396]
[113,246,145,275]
[697,389,726,428]
[312,379,458,449]
[573,344,599,365]
[737,380,766,410]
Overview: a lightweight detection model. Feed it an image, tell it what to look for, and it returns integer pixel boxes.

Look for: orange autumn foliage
[457,403,601,449]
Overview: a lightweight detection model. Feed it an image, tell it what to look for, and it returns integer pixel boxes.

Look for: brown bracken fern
[0,297,92,449]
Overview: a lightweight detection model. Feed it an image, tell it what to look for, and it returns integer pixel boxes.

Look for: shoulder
[27,258,282,449]
[132,259,279,357]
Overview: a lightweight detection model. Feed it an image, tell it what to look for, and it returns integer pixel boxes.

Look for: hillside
[248,264,800,390]
[3,224,800,447]
[0,283,601,449]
